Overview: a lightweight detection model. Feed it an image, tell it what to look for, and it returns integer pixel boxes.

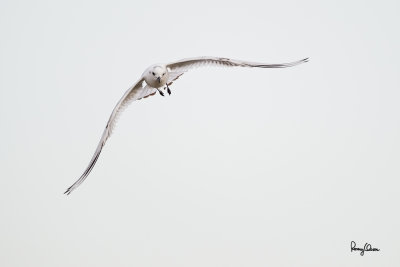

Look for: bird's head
[144,65,168,88]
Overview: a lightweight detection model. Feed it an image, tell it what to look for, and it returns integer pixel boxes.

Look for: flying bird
[64,56,309,195]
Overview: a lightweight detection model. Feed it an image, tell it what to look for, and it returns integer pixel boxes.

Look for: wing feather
[167,56,309,73]
[164,56,308,86]
[167,71,185,86]
[64,78,156,195]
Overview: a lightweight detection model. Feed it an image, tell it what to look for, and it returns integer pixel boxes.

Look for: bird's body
[64,56,309,195]
[143,64,169,88]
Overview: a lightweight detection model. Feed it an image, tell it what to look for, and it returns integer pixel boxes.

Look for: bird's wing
[167,71,185,86]
[166,56,309,74]
[65,79,156,195]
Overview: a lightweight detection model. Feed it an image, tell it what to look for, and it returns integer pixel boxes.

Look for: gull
[64,56,309,195]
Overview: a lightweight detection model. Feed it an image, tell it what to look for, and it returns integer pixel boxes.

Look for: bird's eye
[152,72,155,76]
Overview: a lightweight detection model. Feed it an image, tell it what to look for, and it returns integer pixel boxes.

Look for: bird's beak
[157,77,161,83]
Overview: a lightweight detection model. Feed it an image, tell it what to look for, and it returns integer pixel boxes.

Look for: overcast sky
[1,0,399,266]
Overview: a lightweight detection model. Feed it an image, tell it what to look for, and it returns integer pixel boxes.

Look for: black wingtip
[64,187,72,195]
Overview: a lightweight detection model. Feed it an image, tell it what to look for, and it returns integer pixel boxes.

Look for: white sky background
[0,0,399,266]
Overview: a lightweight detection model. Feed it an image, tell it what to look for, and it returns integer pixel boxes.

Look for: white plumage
[64,56,309,195]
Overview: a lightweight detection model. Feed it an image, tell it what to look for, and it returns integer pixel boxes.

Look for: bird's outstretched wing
[166,56,309,78]
[64,78,156,195]
[167,71,185,86]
